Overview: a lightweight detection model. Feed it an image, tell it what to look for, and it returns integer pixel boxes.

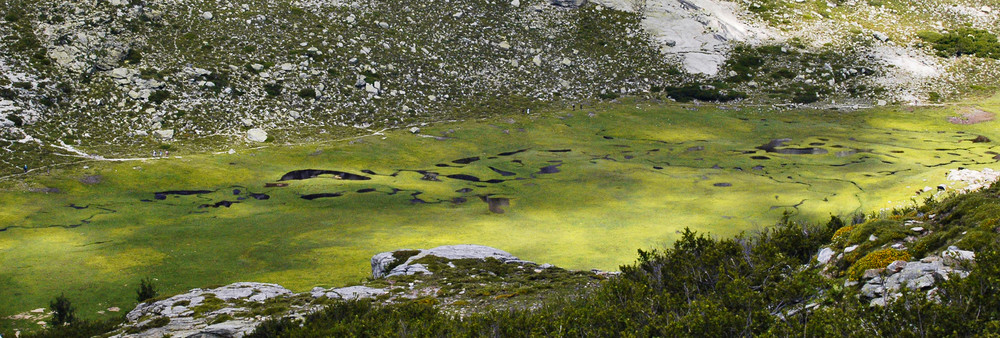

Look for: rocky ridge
[109,244,606,337]
[2,0,998,176]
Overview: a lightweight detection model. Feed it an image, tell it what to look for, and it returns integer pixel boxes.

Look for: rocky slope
[106,245,606,337]
[1,0,998,176]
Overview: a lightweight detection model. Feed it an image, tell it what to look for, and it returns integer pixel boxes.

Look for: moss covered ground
[1,100,999,330]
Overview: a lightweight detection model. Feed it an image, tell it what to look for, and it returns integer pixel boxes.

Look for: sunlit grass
[1,102,998,331]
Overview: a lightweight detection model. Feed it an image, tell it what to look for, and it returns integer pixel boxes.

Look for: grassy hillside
[238,181,1000,336]
[2,99,999,332]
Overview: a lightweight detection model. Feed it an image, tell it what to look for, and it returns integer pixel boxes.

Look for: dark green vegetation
[19,317,122,338]
[919,28,1000,59]
[47,294,74,326]
[242,184,1000,337]
[136,277,157,303]
[722,44,880,103]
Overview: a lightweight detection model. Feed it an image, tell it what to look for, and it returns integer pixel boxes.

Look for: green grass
[1,102,999,331]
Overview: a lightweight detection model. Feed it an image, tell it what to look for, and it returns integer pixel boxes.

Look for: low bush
[847,248,911,280]
[296,88,316,99]
[148,90,171,104]
[662,85,744,102]
[136,277,157,303]
[919,28,1000,59]
[49,293,75,326]
[264,83,283,97]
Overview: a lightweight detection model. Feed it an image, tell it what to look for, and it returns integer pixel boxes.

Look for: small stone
[873,32,889,42]
[907,275,935,289]
[532,55,542,66]
[943,246,975,263]
[409,127,421,134]
[512,0,520,6]
[499,41,511,50]
[154,129,174,140]
[920,256,942,263]
[251,64,264,71]
[868,234,878,242]
[378,21,389,29]
[816,247,835,265]
[910,226,924,232]
[246,128,268,142]
[886,260,907,273]
[550,0,587,8]
[201,12,213,20]
[862,268,883,280]
[845,245,858,253]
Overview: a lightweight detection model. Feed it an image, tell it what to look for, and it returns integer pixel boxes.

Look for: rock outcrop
[859,256,969,306]
[113,283,293,338]
[371,244,525,278]
[840,246,976,306]
[111,245,568,337]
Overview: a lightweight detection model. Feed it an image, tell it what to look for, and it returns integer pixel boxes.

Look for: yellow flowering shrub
[847,249,911,280]
[832,225,855,241]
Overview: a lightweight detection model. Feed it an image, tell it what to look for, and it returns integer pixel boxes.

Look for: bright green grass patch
[1,103,999,331]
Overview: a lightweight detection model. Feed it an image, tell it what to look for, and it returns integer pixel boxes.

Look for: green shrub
[123,48,143,64]
[146,316,169,328]
[663,85,744,103]
[149,90,171,104]
[919,28,1000,59]
[20,316,123,338]
[49,293,75,326]
[137,277,158,303]
[297,88,317,99]
[191,294,226,317]
[383,249,420,274]
[264,83,283,97]
[247,316,299,338]
[7,114,24,127]
[0,88,16,100]
[210,313,234,324]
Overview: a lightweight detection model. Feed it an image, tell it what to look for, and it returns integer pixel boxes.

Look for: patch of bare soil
[948,108,996,125]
